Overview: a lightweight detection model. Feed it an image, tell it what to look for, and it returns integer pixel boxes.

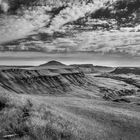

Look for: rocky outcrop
[100,87,136,101]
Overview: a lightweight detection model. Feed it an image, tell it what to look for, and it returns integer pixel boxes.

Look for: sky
[0,0,140,66]
[0,52,140,67]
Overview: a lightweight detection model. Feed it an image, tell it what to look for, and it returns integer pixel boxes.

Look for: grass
[0,93,79,140]
[0,92,140,140]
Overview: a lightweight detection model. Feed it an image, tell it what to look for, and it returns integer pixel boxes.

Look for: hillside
[0,63,138,100]
[0,66,85,94]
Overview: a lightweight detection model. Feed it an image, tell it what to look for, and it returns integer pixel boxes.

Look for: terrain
[0,61,140,140]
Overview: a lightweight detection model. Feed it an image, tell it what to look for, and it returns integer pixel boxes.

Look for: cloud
[1,0,140,57]
[73,30,140,56]
[1,29,140,56]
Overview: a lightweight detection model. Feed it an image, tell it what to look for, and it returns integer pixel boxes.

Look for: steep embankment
[0,65,138,103]
[0,66,86,94]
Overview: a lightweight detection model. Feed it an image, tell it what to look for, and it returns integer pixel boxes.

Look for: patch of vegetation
[0,94,77,140]
[0,98,32,139]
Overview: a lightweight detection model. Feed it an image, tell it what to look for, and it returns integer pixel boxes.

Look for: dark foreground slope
[0,63,140,140]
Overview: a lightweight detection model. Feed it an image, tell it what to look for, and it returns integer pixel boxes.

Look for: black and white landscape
[1,0,140,140]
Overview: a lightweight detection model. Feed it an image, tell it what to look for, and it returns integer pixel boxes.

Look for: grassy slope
[0,83,140,140]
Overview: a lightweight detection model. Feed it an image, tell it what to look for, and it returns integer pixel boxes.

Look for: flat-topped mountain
[94,66,114,73]
[71,64,114,73]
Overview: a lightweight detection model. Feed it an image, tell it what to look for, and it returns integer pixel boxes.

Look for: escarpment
[0,67,86,94]
[0,62,138,102]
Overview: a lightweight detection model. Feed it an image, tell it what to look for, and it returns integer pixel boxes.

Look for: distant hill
[94,66,114,73]
[111,67,140,75]
[40,60,66,67]
[71,64,114,73]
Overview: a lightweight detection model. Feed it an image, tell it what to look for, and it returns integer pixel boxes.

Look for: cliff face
[0,65,138,102]
[0,67,86,94]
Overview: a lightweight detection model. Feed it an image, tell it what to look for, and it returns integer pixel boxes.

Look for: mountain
[40,60,66,67]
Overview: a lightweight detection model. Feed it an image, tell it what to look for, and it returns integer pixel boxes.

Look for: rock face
[0,67,86,94]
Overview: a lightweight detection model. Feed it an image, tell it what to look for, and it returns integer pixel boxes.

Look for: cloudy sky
[0,0,140,66]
